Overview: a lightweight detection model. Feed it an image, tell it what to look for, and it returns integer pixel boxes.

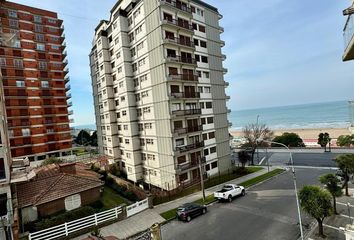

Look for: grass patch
[193,194,215,205]
[101,186,128,209]
[240,169,284,188]
[160,208,177,220]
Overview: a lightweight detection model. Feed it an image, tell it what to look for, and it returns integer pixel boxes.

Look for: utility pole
[256,115,260,164]
[199,157,205,202]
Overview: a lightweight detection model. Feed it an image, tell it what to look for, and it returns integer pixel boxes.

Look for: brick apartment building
[0,1,72,161]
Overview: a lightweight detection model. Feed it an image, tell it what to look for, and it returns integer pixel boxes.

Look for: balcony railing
[160,0,192,13]
[162,18,194,31]
[170,91,200,99]
[176,141,204,153]
[172,108,201,116]
[164,37,194,48]
[166,55,196,64]
[174,125,203,135]
[343,14,354,60]
[168,74,199,82]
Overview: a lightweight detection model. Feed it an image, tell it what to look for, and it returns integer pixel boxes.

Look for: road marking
[340,214,354,220]
[283,165,338,170]
[258,157,266,165]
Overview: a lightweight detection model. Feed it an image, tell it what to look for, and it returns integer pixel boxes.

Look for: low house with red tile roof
[16,163,104,224]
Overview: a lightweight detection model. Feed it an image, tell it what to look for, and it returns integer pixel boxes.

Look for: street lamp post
[256,115,260,164]
[257,139,304,240]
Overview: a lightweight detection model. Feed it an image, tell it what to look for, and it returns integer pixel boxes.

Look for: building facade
[90,0,231,190]
[0,1,72,161]
[343,0,354,61]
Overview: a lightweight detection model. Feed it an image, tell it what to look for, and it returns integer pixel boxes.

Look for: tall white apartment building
[90,0,231,190]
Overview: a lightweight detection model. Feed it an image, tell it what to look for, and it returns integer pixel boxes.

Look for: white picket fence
[126,199,149,217]
[28,206,123,240]
[28,198,150,240]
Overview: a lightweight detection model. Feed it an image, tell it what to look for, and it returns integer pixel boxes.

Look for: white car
[213,184,245,202]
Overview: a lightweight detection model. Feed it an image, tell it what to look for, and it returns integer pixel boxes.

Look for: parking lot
[161,168,334,240]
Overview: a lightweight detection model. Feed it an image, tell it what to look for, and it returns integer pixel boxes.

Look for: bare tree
[242,123,273,165]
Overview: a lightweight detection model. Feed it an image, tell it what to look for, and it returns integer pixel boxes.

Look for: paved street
[161,168,335,240]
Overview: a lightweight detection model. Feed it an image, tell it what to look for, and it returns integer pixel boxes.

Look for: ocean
[230,100,353,131]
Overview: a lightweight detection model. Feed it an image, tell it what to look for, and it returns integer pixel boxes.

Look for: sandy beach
[231,127,353,140]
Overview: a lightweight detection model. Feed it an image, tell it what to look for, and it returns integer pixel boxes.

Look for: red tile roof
[17,163,104,208]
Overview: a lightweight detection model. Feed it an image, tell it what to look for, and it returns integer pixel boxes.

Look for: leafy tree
[272,132,305,148]
[90,131,98,146]
[319,174,342,214]
[336,135,354,148]
[75,130,91,146]
[237,150,251,168]
[335,154,354,196]
[318,132,331,152]
[299,185,332,238]
[242,123,273,165]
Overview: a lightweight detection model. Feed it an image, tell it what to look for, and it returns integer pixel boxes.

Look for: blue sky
[11,0,354,126]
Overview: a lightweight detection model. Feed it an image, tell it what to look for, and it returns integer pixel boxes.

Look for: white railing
[127,199,149,217]
[28,206,123,240]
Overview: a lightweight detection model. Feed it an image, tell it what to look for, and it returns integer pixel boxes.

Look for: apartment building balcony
[172,108,201,116]
[160,0,192,14]
[224,81,229,87]
[68,110,74,115]
[65,84,71,91]
[64,76,70,83]
[174,125,203,135]
[176,141,204,153]
[63,50,67,57]
[176,157,205,172]
[223,68,228,73]
[170,91,200,99]
[63,67,69,76]
[222,54,227,60]
[162,19,194,32]
[177,172,207,188]
[63,59,68,67]
[164,37,195,49]
[67,101,73,107]
[66,93,72,99]
[168,74,199,82]
[166,55,197,65]
[343,14,354,61]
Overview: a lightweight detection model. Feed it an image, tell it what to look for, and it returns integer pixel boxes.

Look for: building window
[207,117,214,124]
[48,18,57,24]
[203,71,210,79]
[38,61,47,70]
[138,58,145,67]
[125,139,130,144]
[0,158,5,179]
[35,24,43,32]
[13,59,23,68]
[137,41,144,51]
[37,43,45,51]
[200,40,207,48]
[176,138,184,146]
[0,58,6,66]
[65,194,81,211]
[22,128,31,136]
[34,15,42,23]
[8,9,17,18]
[36,34,45,42]
[16,80,25,87]
[9,19,18,28]
[199,25,206,33]
[206,102,212,109]
[0,194,7,216]
[211,161,218,169]
[210,146,217,154]
[201,56,208,63]
[41,81,49,88]
[135,25,143,35]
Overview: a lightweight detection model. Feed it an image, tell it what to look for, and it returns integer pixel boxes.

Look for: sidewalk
[75,167,273,240]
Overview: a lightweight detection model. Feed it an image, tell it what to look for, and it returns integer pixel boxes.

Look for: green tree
[75,130,91,146]
[272,132,305,148]
[318,133,331,152]
[90,131,98,146]
[335,154,354,196]
[299,185,332,238]
[237,150,251,168]
[319,174,342,214]
[242,123,273,165]
[336,135,354,147]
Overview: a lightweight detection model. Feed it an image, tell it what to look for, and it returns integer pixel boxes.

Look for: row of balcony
[172,108,201,116]
[174,125,202,135]
[166,55,196,65]
[164,37,194,48]
[170,91,200,99]
[176,157,206,172]
[176,141,204,153]
[160,0,192,14]
[162,18,194,32]
[168,74,199,82]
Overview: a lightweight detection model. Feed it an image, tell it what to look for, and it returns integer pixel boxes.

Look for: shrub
[41,157,63,166]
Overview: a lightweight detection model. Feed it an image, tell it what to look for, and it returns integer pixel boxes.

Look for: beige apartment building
[343,0,354,61]
[90,0,231,190]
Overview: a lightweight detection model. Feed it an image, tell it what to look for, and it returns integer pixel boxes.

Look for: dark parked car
[176,203,207,222]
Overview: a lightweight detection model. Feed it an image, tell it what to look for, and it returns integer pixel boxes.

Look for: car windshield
[222,185,233,190]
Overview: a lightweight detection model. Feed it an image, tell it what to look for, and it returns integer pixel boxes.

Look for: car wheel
[202,208,207,214]
[228,195,232,202]
[242,190,246,196]
[186,216,191,222]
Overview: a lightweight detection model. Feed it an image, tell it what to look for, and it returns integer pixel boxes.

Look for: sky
[10,0,354,126]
